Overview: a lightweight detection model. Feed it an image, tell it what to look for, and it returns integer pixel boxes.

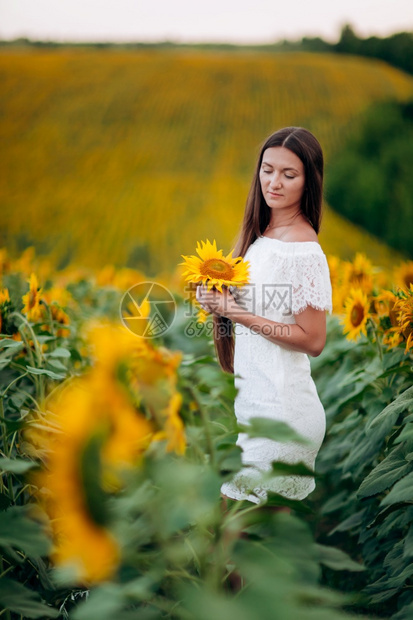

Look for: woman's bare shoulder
[283,223,319,244]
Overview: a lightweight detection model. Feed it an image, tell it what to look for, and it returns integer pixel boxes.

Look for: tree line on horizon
[326,99,413,259]
[1,24,412,76]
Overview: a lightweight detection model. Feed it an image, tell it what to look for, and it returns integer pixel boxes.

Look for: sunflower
[195,303,210,324]
[326,255,341,290]
[21,273,44,322]
[392,284,413,354]
[342,252,374,295]
[29,321,157,584]
[372,290,399,327]
[382,328,403,350]
[393,261,413,292]
[340,287,371,341]
[31,375,153,584]
[0,248,11,278]
[0,287,10,334]
[180,239,250,293]
[153,391,186,456]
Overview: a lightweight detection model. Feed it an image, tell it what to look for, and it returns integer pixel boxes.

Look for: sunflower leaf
[0,456,37,474]
[239,417,313,446]
[0,577,59,618]
[25,365,66,380]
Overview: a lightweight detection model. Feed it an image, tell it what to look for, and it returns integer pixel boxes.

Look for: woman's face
[259,146,305,214]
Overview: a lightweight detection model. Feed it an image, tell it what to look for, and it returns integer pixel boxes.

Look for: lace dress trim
[257,236,333,315]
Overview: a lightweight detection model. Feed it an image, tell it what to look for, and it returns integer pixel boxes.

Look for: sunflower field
[1,48,413,274]
[0,243,412,619]
[1,44,413,619]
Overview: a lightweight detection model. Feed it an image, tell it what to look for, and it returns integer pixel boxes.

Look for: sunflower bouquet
[180,239,250,292]
[179,239,250,319]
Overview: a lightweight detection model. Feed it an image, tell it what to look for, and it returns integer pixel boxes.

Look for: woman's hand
[196,284,241,320]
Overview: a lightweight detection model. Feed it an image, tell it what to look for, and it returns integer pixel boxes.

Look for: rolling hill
[1,48,412,275]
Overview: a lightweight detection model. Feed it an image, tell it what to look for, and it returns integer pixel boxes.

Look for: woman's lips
[269,192,282,197]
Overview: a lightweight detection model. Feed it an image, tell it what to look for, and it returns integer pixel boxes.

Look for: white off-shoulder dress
[221,235,333,504]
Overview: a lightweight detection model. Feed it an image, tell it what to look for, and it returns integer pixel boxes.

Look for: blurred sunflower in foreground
[26,319,185,584]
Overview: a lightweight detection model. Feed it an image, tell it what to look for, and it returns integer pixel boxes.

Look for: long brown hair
[213,126,324,373]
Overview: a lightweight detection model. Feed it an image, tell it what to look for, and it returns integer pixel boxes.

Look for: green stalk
[41,300,56,338]
[0,558,11,620]
[9,312,40,366]
[189,385,215,467]
[0,397,15,502]
[369,318,383,362]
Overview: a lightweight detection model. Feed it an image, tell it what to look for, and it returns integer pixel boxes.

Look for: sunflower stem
[189,385,215,467]
[370,319,383,361]
[0,397,15,504]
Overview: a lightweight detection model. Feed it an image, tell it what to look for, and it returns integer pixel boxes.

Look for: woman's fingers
[196,283,219,313]
[196,284,208,309]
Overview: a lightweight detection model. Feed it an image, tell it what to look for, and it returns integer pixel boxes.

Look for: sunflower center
[351,272,365,285]
[404,274,413,288]
[200,258,234,280]
[351,303,365,327]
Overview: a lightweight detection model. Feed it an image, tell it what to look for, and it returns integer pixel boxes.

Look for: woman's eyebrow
[262,162,299,173]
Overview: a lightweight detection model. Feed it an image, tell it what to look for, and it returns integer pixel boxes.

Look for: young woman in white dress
[196,127,333,512]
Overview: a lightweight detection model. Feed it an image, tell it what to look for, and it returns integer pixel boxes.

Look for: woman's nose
[269,173,282,188]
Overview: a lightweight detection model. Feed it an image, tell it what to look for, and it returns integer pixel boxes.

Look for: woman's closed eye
[262,169,295,179]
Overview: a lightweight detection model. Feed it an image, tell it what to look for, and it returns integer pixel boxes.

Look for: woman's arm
[197,285,326,357]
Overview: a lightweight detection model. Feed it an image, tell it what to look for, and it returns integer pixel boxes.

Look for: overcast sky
[0,0,412,44]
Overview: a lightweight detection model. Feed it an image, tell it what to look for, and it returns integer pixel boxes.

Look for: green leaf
[0,416,22,435]
[217,445,242,474]
[327,509,366,535]
[368,586,399,604]
[0,505,51,557]
[367,386,413,430]
[0,491,11,511]
[0,577,59,618]
[264,491,313,513]
[394,422,413,445]
[25,365,65,380]
[382,347,407,371]
[315,543,366,571]
[239,417,313,446]
[36,335,56,344]
[46,358,67,372]
[48,347,71,358]
[366,563,413,598]
[393,601,413,620]
[0,456,37,474]
[71,584,124,620]
[403,524,413,559]
[357,443,412,498]
[380,471,413,506]
[271,460,317,477]
[0,338,24,350]
[320,491,348,515]
[9,391,28,409]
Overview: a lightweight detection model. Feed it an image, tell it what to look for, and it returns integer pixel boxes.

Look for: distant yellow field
[1,48,412,274]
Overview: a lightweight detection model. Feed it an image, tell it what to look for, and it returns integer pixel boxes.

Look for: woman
[196,127,333,508]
